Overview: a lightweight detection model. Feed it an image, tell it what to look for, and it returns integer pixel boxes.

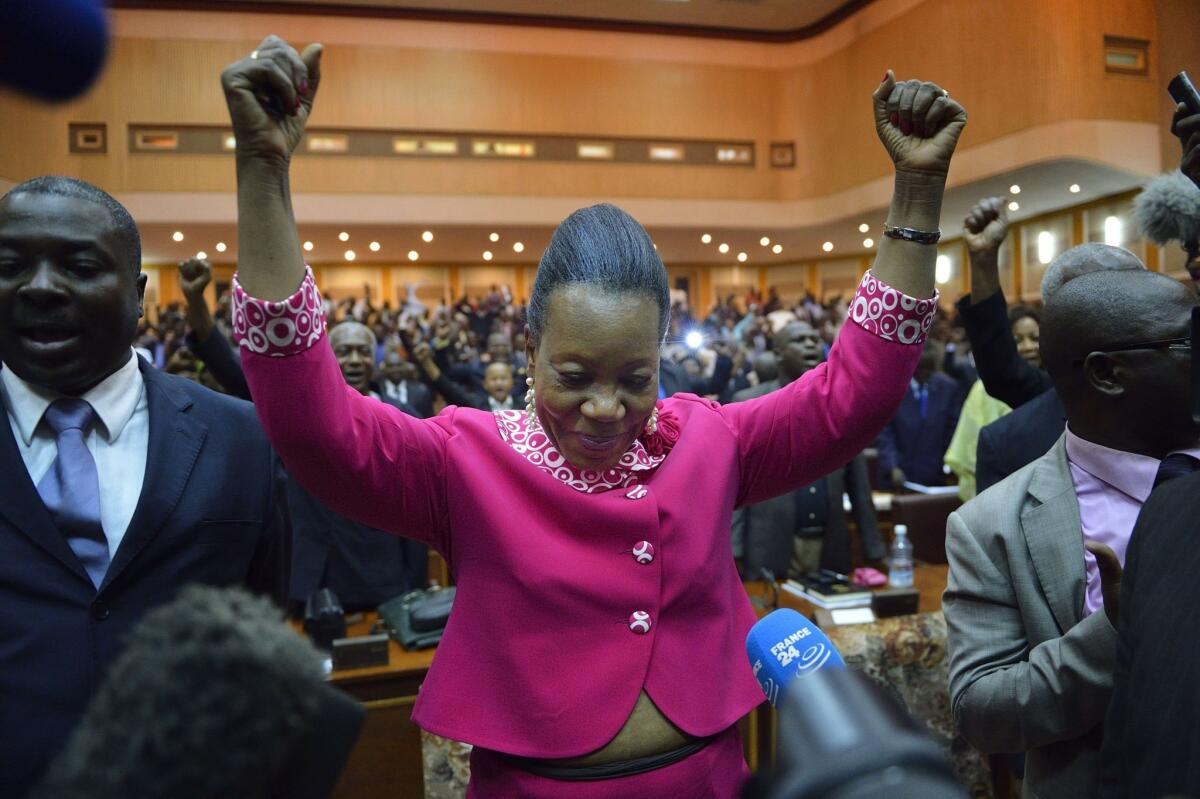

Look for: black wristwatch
[882,223,941,246]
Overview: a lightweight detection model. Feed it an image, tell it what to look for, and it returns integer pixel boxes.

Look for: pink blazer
[232,270,934,756]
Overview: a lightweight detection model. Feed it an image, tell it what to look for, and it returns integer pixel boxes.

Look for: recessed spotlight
[701,233,712,244]
[215,242,226,253]
[172,231,184,242]
[737,252,748,262]
[195,251,207,260]
[858,223,870,234]
[422,230,434,243]
[369,241,381,252]
[408,250,419,261]
[303,241,314,252]
[718,243,730,254]
[489,232,500,242]
[483,250,493,261]
[759,236,770,247]
[772,244,783,254]
[1008,201,1020,212]
[344,250,356,261]
[338,232,350,242]
[1009,184,1021,195]
[822,241,834,252]
[513,242,525,253]
[863,238,874,248]
[1069,183,1081,194]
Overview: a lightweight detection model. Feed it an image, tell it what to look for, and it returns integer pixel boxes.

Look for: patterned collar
[493,409,667,494]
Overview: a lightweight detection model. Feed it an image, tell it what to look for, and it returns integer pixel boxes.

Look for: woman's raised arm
[221,35,321,301]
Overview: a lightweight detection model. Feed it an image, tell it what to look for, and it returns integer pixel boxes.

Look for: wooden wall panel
[0,0,1162,204]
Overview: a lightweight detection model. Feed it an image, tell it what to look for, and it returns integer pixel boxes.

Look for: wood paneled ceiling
[115,0,873,41]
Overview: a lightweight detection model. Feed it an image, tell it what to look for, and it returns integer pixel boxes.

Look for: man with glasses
[1098,101,1200,799]
[944,267,1200,799]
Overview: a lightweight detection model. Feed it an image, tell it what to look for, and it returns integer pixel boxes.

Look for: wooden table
[293,613,436,798]
[747,563,948,620]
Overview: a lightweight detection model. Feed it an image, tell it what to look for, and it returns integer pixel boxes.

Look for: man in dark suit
[957,198,1144,491]
[177,261,427,610]
[875,342,962,489]
[0,176,290,795]
[731,321,884,576]
[378,349,434,418]
[1098,103,1200,799]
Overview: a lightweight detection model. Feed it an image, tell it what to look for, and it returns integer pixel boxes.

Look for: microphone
[1134,170,1200,269]
[746,608,845,707]
[0,0,109,101]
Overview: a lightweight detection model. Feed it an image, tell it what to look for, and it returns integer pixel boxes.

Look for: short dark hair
[1008,303,1041,327]
[527,203,669,342]
[2,176,141,274]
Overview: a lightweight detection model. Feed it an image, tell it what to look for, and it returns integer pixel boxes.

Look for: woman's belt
[499,736,714,781]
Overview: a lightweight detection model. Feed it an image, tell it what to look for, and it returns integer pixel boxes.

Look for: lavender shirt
[1065,429,1200,616]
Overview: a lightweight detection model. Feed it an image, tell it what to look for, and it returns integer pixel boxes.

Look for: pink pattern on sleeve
[849,270,939,345]
[230,266,326,357]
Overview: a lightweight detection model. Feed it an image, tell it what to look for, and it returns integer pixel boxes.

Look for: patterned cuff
[231,266,326,357]
[848,271,939,345]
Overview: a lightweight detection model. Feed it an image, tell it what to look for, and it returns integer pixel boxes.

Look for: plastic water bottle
[889,525,914,588]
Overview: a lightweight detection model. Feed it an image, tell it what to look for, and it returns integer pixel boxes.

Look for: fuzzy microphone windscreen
[30,586,328,799]
[1134,170,1200,248]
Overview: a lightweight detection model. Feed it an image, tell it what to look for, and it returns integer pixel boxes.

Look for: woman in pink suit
[220,36,967,797]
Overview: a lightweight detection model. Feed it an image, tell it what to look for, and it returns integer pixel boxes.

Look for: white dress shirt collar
[1,351,144,445]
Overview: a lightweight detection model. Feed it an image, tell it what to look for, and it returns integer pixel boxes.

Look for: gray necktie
[37,399,109,588]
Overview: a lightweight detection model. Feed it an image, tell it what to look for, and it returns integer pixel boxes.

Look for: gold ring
[250,50,259,60]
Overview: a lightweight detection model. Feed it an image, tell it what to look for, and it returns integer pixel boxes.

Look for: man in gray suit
[732,321,884,577]
[945,267,1200,798]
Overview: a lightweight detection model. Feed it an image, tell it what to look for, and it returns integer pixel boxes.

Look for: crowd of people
[2,27,1200,799]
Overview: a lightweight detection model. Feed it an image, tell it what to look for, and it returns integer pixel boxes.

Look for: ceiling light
[215,242,226,253]
[489,232,500,242]
[195,251,207,260]
[344,250,356,262]
[408,250,419,262]
[303,241,314,252]
[701,233,712,244]
[512,242,524,253]
[822,241,834,252]
[1008,201,1020,212]
[422,231,434,243]
[172,231,184,242]
[737,252,748,262]
[718,243,730,254]
[858,223,870,234]
[369,241,381,252]
[1069,183,1081,194]
[759,236,770,247]
[772,244,783,254]
[935,255,952,284]
[338,232,349,242]
[1009,184,1021,195]
[863,238,874,248]
[483,250,493,261]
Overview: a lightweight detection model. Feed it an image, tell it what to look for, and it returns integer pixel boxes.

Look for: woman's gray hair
[527,203,669,342]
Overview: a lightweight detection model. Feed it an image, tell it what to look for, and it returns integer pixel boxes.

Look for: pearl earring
[525,376,536,426]
[644,407,659,436]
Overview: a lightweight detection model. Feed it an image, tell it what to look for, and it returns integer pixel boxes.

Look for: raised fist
[1173,102,1200,190]
[221,35,323,163]
[873,71,967,177]
[963,197,1009,254]
[178,257,213,299]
